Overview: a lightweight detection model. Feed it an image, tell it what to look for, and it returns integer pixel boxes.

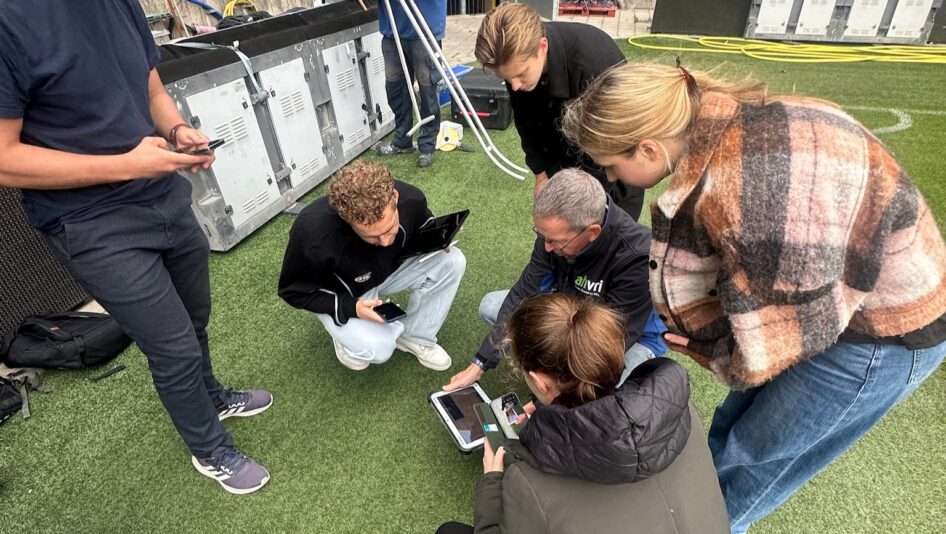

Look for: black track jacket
[278,181,433,325]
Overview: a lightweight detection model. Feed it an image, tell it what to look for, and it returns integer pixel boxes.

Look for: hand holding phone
[188,138,226,155]
[373,301,407,322]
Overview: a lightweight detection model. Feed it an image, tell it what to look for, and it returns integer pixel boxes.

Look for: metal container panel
[888,0,936,39]
[322,41,371,156]
[755,0,795,34]
[257,57,329,189]
[796,0,837,35]
[360,32,396,131]
[184,79,281,230]
[844,0,888,38]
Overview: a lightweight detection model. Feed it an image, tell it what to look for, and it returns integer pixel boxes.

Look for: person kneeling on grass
[436,293,729,534]
[443,168,667,394]
[278,161,466,371]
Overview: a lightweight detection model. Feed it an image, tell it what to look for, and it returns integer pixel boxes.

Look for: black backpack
[0,368,45,424]
[0,376,22,425]
[0,312,132,369]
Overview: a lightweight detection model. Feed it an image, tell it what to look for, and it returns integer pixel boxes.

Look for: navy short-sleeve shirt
[0,0,178,233]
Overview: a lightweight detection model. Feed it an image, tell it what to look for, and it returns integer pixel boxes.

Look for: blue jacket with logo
[477,199,666,368]
[278,181,433,326]
[378,0,446,40]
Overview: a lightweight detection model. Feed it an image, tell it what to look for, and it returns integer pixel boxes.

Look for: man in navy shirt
[376,0,447,168]
[0,1,271,494]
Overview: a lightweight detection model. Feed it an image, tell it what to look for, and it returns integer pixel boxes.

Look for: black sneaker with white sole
[217,388,273,421]
[192,447,270,495]
[376,143,415,156]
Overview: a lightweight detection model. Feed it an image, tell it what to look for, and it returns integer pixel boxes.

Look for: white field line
[845,106,946,134]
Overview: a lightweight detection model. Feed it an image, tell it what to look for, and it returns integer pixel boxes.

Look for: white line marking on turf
[845,106,946,135]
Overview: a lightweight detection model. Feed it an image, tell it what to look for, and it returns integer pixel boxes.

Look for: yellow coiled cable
[223,0,257,17]
[627,34,946,64]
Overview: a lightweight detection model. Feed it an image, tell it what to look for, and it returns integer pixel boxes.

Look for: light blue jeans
[478,290,656,381]
[318,249,465,365]
[709,338,946,533]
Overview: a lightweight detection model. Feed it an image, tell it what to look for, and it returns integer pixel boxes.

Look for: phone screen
[501,393,522,424]
[373,302,407,322]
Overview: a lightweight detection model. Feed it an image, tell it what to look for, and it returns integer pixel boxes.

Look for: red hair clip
[675,57,699,97]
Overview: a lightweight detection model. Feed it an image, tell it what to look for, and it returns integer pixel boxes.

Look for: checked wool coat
[650,92,946,389]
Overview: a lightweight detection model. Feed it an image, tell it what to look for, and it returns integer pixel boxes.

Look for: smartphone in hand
[373,302,407,322]
[188,138,226,155]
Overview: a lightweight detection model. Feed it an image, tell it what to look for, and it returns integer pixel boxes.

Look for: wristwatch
[470,356,488,371]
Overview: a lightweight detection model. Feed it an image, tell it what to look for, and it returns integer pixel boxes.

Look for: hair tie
[675,56,698,97]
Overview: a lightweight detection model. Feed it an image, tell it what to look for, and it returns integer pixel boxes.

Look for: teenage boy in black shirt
[474,3,644,220]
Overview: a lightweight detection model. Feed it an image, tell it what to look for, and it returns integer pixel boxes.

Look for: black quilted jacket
[512,357,691,485]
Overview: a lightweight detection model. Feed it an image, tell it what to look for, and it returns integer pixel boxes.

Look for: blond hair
[505,294,625,407]
[475,3,545,69]
[327,161,396,225]
[562,63,769,158]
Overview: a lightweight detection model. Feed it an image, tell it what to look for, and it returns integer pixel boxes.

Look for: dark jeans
[382,36,442,154]
[43,176,232,458]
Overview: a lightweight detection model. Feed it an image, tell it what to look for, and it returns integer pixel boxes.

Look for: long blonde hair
[562,63,768,158]
[505,294,625,407]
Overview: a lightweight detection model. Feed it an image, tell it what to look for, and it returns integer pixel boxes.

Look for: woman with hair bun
[437,293,728,534]
[561,62,946,533]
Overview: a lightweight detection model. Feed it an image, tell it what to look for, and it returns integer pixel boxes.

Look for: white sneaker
[333,340,369,371]
[395,338,452,371]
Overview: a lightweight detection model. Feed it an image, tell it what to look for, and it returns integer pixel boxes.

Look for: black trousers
[436,522,474,534]
[607,180,645,222]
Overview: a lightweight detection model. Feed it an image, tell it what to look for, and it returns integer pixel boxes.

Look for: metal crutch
[395,0,528,180]
[382,0,435,137]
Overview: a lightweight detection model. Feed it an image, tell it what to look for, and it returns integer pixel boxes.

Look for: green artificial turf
[1,39,944,533]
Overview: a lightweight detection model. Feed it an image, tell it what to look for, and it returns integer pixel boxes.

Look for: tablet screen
[438,387,485,444]
[400,209,470,259]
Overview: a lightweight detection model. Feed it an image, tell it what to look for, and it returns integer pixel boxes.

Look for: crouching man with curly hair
[278,161,466,371]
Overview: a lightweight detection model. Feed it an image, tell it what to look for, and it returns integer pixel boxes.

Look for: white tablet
[428,383,491,453]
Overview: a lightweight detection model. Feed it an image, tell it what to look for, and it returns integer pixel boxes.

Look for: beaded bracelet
[168,123,189,146]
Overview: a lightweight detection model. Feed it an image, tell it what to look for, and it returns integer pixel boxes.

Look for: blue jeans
[709,339,946,533]
[381,36,442,154]
[477,290,657,378]
[319,249,466,365]
[42,176,232,458]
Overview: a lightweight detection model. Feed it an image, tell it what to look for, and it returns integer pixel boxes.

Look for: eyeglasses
[532,225,589,251]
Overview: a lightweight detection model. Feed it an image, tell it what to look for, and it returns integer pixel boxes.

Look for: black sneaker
[418,152,435,168]
[192,447,270,495]
[217,388,273,421]
[376,143,415,156]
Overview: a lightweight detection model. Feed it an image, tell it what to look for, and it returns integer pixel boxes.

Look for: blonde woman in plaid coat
[562,63,946,533]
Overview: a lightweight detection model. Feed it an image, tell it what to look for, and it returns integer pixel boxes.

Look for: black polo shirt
[506,22,643,219]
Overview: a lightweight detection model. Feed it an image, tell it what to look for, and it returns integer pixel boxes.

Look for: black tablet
[399,209,470,260]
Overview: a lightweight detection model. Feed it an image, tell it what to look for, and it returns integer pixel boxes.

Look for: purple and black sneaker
[192,447,270,495]
[217,388,273,421]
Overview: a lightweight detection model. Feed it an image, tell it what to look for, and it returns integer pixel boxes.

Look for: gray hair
[533,168,607,230]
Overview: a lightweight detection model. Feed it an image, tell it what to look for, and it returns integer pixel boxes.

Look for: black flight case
[450,69,512,130]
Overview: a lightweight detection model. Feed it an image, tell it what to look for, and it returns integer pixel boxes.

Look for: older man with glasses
[443,168,667,393]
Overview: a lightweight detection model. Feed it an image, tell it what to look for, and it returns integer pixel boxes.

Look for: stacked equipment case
[157,0,395,251]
